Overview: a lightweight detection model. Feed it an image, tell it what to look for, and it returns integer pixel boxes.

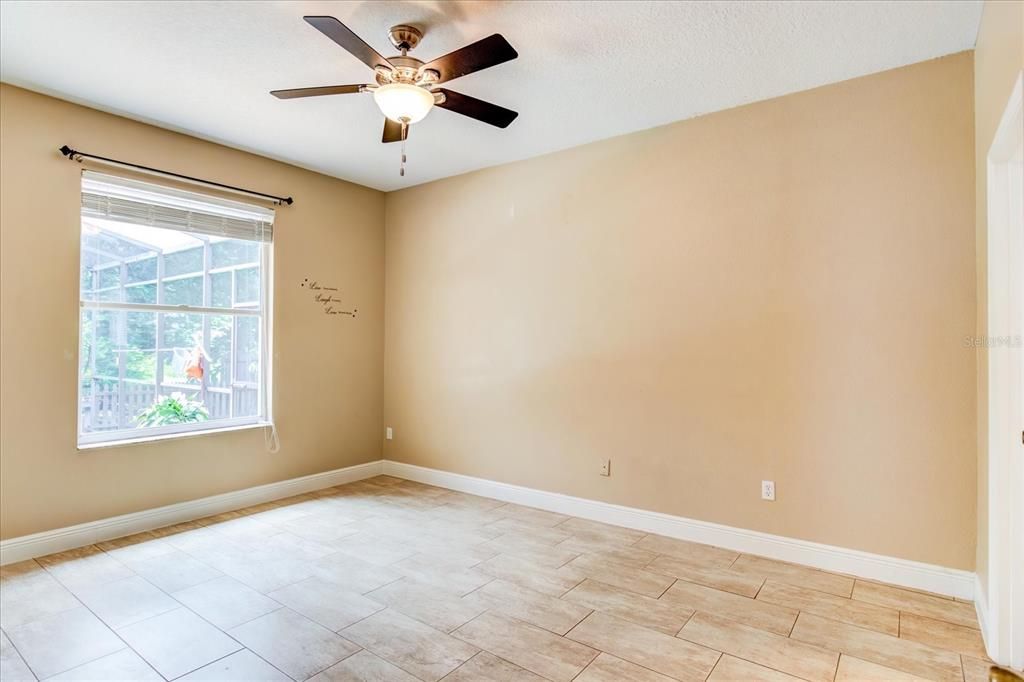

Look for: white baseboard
[0,457,975,603]
[0,460,383,565]
[382,460,975,600]
[974,574,997,661]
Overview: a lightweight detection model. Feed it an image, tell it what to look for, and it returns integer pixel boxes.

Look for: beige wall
[0,85,385,539]
[0,48,983,571]
[973,0,1024,595]
[384,53,977,569]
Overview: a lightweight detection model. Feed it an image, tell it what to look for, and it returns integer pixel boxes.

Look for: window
[77,172,274,446]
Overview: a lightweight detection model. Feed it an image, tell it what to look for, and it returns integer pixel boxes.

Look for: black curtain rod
[59,145,293,206]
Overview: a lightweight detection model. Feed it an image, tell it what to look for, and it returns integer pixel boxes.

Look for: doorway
[986,71,1023,668]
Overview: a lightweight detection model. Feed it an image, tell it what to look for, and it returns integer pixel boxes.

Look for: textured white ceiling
[0,1,982,192]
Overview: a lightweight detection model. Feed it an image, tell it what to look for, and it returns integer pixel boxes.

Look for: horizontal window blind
[82,171,274,242]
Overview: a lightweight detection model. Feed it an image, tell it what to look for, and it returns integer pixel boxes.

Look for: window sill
[77,421,272,451]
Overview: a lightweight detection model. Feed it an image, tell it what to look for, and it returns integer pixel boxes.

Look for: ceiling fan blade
[270,85,364,99]
[420,34,517,83]
[435,89,518,128]
[304,16,393,72]
[382,118,404,143]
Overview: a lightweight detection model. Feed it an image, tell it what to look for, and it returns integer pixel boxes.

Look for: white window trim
[77,176,274,449]
[259,240,274,434]
[78,417,271,448]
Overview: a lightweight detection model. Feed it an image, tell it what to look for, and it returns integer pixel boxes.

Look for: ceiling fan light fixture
[373,83,434,124]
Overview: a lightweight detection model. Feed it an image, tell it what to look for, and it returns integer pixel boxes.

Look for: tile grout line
[656,577,677,600]
[569,645,601,682]
[436,651,485,682]
[299,643,363,682]
[2,613,70,682]
[786,605,975,680]
[344,632,434,682]
[674,609,697,636]
[701,650,725,682]
[564,622,678,682]
[31,550,175,680]
[84,544,304,681]
[680,610,836,682]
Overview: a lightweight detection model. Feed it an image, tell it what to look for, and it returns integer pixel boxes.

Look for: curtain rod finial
[59,145,75,158]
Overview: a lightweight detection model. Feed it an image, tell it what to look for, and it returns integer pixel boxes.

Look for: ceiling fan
[272,16,519,175]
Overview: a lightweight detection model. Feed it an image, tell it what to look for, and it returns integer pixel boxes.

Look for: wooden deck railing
[81,377,256,432]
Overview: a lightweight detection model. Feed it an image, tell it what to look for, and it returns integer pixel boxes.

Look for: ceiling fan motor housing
[388,25,423,52]
[375,55,439,89]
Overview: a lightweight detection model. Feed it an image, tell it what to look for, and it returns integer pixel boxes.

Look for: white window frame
[76,176,274,448]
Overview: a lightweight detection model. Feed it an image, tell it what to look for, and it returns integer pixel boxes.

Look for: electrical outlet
[386,427,393,440]
[761,480,775,501]
[599,459,611,477]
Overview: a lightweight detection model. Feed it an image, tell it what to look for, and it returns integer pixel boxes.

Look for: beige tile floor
[0,475,1008,681]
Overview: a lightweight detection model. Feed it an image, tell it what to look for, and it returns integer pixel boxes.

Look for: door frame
[986,70,1023,668]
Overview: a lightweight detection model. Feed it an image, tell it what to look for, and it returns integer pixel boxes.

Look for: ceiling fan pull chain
[399,120,409,176]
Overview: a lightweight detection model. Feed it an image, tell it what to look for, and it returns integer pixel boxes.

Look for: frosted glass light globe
[373,83,434,124]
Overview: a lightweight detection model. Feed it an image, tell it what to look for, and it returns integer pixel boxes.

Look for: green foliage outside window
[135,392,209,427]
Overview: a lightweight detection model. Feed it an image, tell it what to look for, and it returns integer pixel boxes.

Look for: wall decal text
[300,278,358,318]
